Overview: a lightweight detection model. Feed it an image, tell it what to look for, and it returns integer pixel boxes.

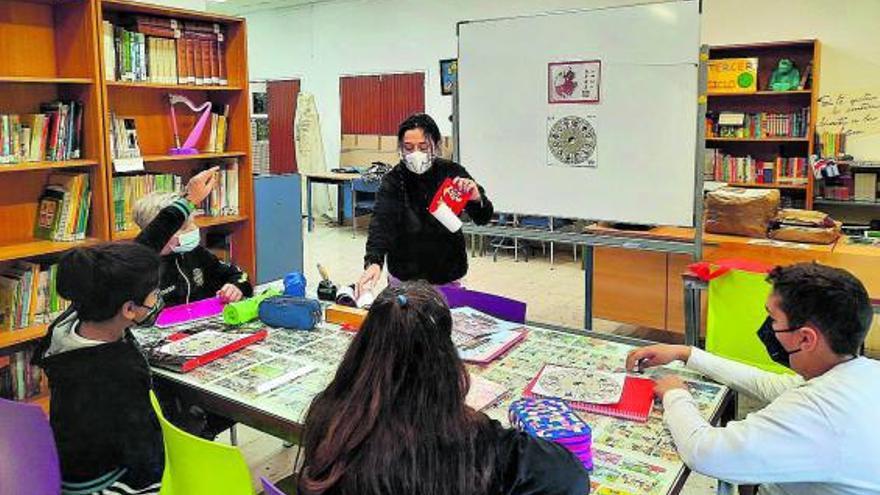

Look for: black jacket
[134,199,253,306]
[31,197,239,491]
[364,159,494,285]
[31,311,164,490]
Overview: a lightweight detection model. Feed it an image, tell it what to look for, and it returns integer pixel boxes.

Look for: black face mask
[134,296,165,328]
[756,316,802,368]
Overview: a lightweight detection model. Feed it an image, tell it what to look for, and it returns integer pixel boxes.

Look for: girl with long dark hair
[299,281,588,495]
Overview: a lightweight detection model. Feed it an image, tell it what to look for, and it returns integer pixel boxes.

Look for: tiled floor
[226,220,723,494]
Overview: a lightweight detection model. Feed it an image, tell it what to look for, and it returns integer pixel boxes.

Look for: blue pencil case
[258,296,322,330]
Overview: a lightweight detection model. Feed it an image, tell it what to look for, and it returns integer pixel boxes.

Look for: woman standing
[357,114,493,294]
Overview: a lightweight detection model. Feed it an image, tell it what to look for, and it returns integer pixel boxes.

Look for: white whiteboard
[458,1,701,226]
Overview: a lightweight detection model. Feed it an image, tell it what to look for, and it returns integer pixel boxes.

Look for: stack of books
[34,172,92,242]
[103,16,227,86]
[0,348,45,402]
[0,101,84,164]
[0,262,69,332]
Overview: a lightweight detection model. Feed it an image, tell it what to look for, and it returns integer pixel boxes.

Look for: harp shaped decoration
[168,94,213,155]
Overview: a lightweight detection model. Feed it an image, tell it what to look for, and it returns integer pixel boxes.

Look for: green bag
[703,262,793,375]
[222,288,282,325]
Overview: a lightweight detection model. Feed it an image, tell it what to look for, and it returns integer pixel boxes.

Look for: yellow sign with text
[708,58,758,94]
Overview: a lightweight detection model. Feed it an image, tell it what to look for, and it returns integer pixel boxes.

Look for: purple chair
[0,398,61,495]
[438,286,527,323]
[260,476,286,495]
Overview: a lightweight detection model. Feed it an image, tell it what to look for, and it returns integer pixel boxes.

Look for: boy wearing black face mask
[626,263,880,495]
[29,171,217,495]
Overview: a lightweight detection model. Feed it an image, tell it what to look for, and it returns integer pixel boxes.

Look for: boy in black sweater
[132,191,252,306]
[32,170,217,494]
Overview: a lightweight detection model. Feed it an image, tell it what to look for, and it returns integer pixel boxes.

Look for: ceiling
[207,0,337,15]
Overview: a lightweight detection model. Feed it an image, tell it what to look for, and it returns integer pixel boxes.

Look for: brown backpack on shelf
[704,187,780,238]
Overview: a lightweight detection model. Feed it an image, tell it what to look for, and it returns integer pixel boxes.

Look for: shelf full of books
[0,262,70,334]
[112,162,239,234]
[707,150,808,185]
[103,15,227,86]
[0,348,47,404]
[706,109,810,139]
[0,101,86,166]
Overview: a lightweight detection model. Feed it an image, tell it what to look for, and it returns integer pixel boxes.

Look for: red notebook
[523,365,655,422]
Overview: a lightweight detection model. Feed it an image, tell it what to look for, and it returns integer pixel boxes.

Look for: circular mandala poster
[547,113,598,168]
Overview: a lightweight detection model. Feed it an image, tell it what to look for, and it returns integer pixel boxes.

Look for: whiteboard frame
[453,1,705,237]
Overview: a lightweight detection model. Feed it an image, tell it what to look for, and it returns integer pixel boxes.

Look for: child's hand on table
[217,283,243,302]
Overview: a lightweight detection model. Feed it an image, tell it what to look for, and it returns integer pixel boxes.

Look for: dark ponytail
[57,242,160,322]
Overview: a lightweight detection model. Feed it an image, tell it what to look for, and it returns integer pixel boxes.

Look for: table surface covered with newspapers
[133,305,732,495]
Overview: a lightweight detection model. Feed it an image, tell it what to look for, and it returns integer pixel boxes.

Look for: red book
[190,37,202,84]
[523,364,656,422]
[176,38,187,84]
[201,40,213,85]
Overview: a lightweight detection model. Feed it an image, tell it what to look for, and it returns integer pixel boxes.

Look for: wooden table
[138,307,733,495]
[302,171,361,232]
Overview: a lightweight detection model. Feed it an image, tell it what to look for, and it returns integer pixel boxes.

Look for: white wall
[238,0,880,170]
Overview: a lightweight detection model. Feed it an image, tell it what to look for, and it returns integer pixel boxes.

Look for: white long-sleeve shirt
[663,347,880,495]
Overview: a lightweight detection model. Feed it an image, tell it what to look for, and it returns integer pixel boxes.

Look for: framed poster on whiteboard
[548,60,601,104]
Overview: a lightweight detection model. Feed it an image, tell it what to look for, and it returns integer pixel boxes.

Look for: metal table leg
[583,245,594,331]
[306,177,314,232]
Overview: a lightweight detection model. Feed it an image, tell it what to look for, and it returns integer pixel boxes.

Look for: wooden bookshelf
[107,81,241,91]
[814,199,880,207]
[98,0,255,279]
[140,151,246,163]
[707,90,811,97]
[0,0,109,414]
[28,393,51,415]
[0,324,50,348]
[707,137,809,143]
[112,214,248,240]
[707,40,820,209]
[728,182,807,190]
[0,159,99,174]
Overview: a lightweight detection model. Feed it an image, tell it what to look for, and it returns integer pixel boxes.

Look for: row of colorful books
[0,348,45,402]
[706,109,810,139]
[103,16,227,85]
[707,150,808,184]
[112,173,183,232]
[0,101,84,165]
[34,172,92,242]
[0,262,69,332]
[112,162,239,232]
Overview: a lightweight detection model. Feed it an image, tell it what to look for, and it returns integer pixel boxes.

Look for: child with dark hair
[31,170,219,494]
[32,242,165,494]
[627,263,880,495]
[299,281,589,495]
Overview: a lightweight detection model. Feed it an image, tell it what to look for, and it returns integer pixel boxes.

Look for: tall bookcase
[706,40,820,209]
[0,0,254,414]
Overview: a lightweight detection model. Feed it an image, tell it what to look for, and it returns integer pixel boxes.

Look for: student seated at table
[298,281,589,495]
[627,263,880,495]
[32,242,166,494]
[132,190,253,306]
[30,171,219,494]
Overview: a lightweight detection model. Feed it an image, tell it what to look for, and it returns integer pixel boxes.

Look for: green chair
[702,262,793,375]
[149,391,256,495]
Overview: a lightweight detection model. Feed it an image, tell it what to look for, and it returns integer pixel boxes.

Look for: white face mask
[172,227,200,253]
[404,151,433,175]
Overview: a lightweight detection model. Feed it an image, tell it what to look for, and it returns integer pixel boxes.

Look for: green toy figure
[769,59,801,91]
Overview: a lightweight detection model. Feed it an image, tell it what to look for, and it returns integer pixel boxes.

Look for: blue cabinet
[254,174,303,284]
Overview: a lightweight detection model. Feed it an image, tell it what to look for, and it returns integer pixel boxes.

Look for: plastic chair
[698,260,792,374]
[149,391,255,495]
[260,477,287,495]
[351,177,380,237]
[0,398,61,495]
[439,286,527,324]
